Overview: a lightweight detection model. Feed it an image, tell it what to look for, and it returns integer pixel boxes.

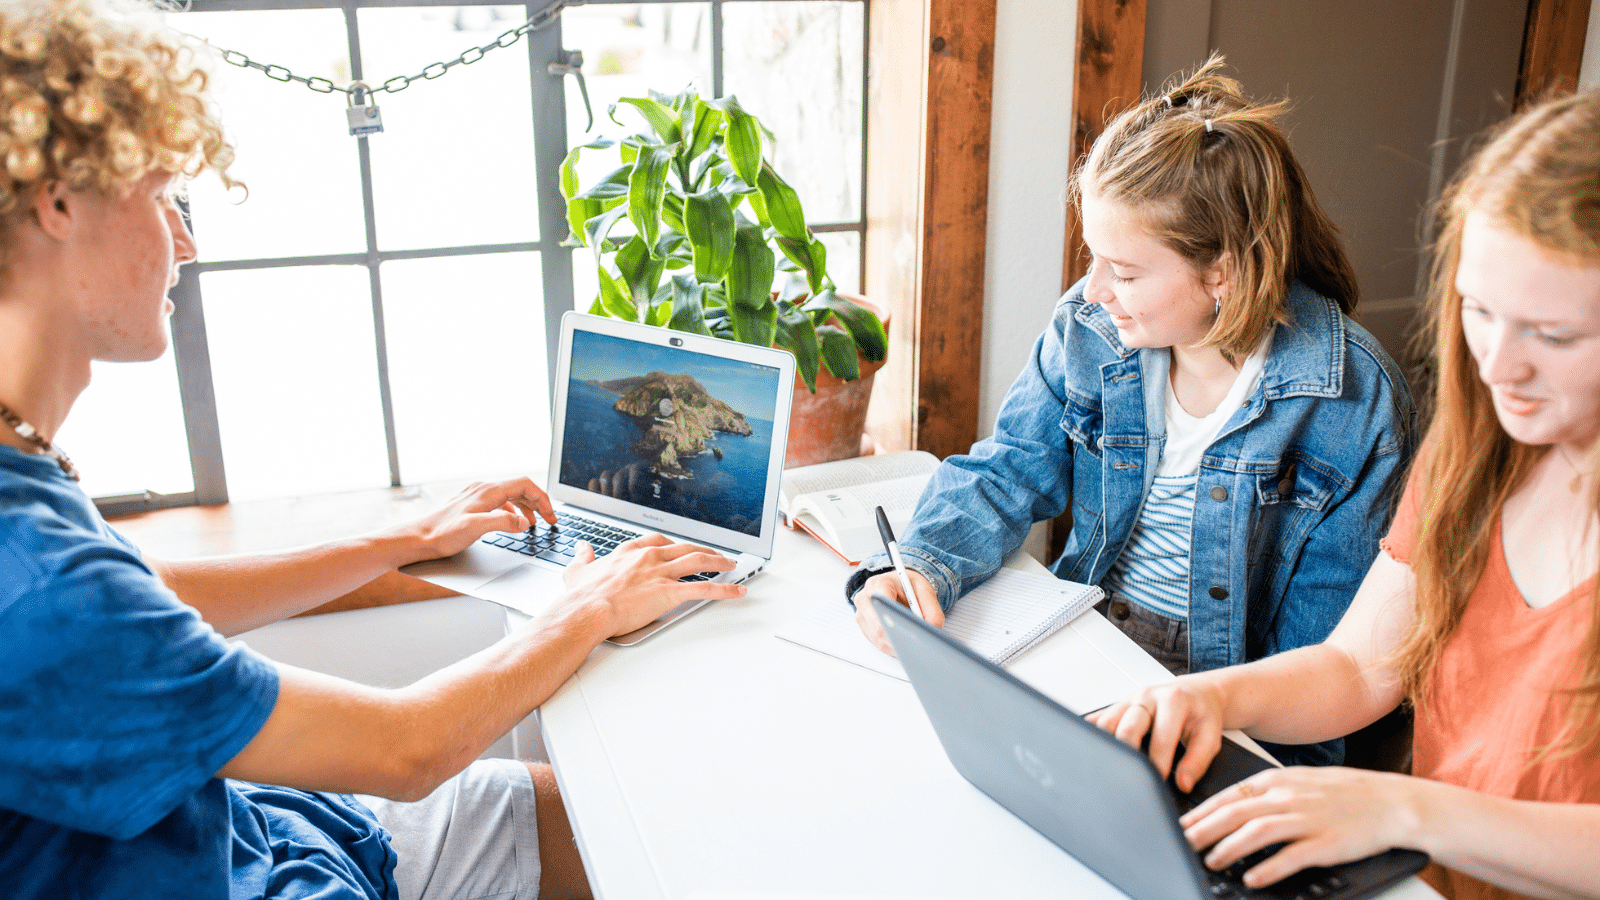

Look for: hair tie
[1163,95,1174,109]
[1204,118,1213,134]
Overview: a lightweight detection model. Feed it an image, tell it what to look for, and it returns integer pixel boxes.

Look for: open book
[776,566,1104,680]
[779,450,940,565]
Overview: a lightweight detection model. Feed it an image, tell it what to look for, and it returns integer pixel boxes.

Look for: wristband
[843,565,896,610]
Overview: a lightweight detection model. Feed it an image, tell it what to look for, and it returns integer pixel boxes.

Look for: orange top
[1381,473,1600,900]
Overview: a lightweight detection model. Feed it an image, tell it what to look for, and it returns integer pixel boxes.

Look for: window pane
[360,6,539,251]
[817,231,861,296]
[56,355,194,499]
[382,253,551,484]
[202,267,390,501]
[571,247,601,315]
[175,8,368,261]
[562,2,713,181]
[723,2,864,224]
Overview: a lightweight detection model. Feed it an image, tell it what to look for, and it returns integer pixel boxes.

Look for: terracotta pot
[784,294,887,469]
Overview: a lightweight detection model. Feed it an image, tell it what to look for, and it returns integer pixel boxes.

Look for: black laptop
[871,594,1429,900]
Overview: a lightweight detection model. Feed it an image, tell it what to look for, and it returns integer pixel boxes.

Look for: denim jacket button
[1208,586,1228,600]
[1209,485,1228,502]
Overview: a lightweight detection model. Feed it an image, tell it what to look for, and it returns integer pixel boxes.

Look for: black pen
[875,506,927,620]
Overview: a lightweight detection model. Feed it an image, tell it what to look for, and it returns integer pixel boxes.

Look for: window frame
[97,0,869,517]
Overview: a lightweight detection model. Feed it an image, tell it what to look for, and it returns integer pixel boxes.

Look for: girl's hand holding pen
[851,568,942,655]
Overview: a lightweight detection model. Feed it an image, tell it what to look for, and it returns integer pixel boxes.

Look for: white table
[531,527,1438,900]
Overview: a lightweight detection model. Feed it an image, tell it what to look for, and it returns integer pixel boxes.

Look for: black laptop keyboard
[1203,867,1350,900]
[1168,781,1353,900]
[480,512,717,582]
[1150,738,1358,900]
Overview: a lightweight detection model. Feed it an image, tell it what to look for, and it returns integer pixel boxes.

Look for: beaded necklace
[0,399,80,480]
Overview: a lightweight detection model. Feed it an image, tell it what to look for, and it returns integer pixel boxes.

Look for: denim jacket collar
[1070,281,1348,485]
[1072,280,1347,401]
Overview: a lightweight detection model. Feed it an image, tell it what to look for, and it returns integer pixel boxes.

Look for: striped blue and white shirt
[1101,337,1272,622]
[1100,474,1197,619]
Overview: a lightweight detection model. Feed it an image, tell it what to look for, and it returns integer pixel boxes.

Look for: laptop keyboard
[481,512,718,582]
[1198,849,1351,899]
[1203,867,1349,900]
[1169,783,1352,900]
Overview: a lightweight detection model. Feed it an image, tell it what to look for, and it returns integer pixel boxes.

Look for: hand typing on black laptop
[1089,678,1420,893]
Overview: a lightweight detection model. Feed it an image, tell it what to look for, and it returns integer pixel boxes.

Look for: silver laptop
[404,312,795,644]
[872,594,1429,900]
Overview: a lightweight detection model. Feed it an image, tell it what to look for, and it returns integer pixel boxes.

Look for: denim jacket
[849,280,1417,761]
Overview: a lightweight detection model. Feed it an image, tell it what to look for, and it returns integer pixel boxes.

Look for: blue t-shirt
[0,447,398,899]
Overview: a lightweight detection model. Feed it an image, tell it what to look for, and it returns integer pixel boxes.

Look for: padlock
[346,81,383,136]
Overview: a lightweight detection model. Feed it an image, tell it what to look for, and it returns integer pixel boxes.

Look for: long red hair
[1398,90,1600,755]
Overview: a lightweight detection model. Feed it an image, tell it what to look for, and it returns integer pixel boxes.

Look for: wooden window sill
[108,481,478,617]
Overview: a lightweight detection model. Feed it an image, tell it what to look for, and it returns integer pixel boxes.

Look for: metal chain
[197,0,578,97]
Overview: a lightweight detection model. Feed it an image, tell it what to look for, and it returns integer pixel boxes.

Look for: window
[60,0,866,514]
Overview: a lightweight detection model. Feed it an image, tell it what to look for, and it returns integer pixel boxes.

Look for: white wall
[978,1,1076,561]
[980,0,1076,433]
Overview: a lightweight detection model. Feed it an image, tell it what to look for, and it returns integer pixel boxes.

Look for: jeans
[1098,594,1189,676]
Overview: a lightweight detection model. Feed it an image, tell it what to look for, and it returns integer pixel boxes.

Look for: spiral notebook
[776,567,1103,680]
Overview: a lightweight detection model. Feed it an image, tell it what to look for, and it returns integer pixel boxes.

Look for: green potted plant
[559,87,887,410]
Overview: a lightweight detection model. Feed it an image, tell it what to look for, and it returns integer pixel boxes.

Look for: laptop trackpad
[473,561,566,618]
[476,551,750,643]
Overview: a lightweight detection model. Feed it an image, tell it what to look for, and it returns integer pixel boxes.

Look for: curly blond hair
[0,0,234,271]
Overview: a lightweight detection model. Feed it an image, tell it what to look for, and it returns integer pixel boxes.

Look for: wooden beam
[109,482,466,616]
[1061,0,1146,292]
[1051,0,1145,561]
[917,0,998,459]
[1517,0,1592,106]
[865,0,997,460]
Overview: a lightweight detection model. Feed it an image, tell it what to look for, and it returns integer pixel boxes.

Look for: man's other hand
[563,534,747,637]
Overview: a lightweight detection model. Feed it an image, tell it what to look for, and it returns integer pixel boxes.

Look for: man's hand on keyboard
[398,477,557,561]
[562,533,746,637]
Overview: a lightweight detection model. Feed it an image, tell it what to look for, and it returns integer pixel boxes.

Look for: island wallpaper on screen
[560,331,782,537]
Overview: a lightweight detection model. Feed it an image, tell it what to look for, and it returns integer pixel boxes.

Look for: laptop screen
[555,324,788,541]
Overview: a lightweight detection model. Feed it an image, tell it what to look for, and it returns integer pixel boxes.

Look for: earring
[1213,297,1222,317]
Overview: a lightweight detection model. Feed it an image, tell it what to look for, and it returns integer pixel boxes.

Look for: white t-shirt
[1156,335,1272,477]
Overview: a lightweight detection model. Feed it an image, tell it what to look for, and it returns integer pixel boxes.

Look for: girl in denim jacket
[848,56,1417,767]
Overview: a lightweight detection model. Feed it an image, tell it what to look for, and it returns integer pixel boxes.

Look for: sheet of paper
[940,568,1102,663]
[776,567,1101,679]
[776,596,909,680]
